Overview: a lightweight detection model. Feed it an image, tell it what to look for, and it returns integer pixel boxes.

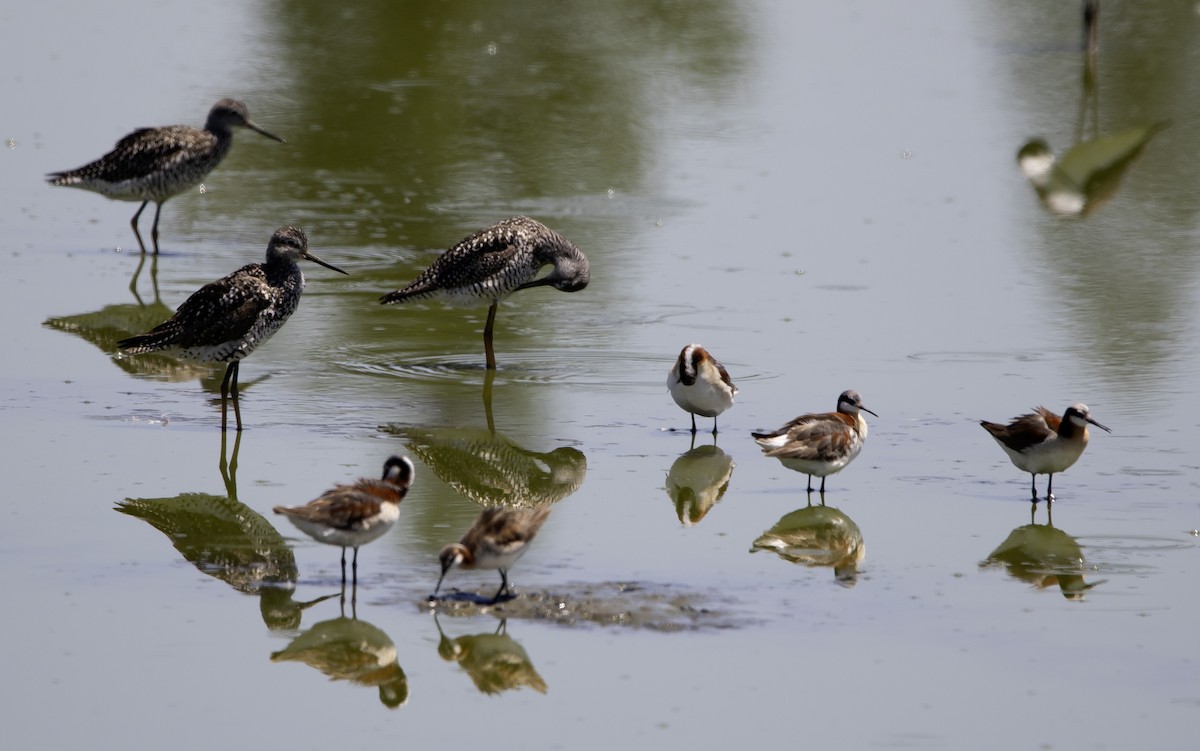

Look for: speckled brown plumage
[118,226,347,431]
[380,216,589,368]
[47,98,285,253]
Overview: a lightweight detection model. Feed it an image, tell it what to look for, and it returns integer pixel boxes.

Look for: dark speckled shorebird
[117,226,347,431]
[274,456,416,586]
[47,98,285,254]
[380,216,589,369]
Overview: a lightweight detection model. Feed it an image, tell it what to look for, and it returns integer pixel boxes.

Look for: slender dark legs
[338,548,359,613]
[687,414,719,435]
[338,546,361,586]
[1030,473,1056,504]
[131,201,149,254]
[489,569,512,605]
[150,202,163,255]
[484,301,499,370]
[129,200,164,255]
[1083,0,1098,54]
[219,361,242,432]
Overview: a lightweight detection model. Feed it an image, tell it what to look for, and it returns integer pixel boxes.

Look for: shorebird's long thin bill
[434,570,448,597]
[515,275,556,291]
[248,122,286,143]
[304,251,349,275]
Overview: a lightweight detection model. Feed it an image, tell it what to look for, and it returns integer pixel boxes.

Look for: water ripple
[907,350,1047,364]
[333,344,780,388]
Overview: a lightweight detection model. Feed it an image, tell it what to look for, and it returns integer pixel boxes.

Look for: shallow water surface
[2,1,1198,749]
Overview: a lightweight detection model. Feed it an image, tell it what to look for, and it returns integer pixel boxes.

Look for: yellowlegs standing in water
[47,98,285,254]
[274,456,416,585]
[434,505,552,604]
[117,226,347,431]
[752,390,876,493]
[668,344,737,434]
[981,403,1110,503]
[380,216,589,369]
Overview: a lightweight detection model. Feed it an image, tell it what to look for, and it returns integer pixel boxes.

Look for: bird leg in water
[220,361,242,432]
[489,569,512,605]
[131,200,150,254]
[484,301,499,370]
[150,202,164,255]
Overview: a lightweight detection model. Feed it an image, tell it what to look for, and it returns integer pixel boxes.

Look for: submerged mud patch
[422,581,750,631]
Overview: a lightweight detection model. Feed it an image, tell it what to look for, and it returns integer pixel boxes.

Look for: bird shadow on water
[664,434,736,526]
[114,431,336,629]
[979,503,1105,600]
[380,370,589,509]
[749,491,866,587]
[43,258,277,428]
[270,595,409,709]
[42,257,216,385]
[433,614,547,696]
[1016,13,1168,218]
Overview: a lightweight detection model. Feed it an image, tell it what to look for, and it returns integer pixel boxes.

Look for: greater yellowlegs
[47,98,285,254]
[380,216,589,369]
[752,390,877,493]
[667,343,738,434]
[434,505,552,604]
[981,404,1110,503]
[274,456,416,586]
[117,226,347,431]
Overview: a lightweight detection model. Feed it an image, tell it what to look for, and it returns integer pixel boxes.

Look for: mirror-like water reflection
[434,616,547,696]
[115,434,335,629]
[750,494,865,587]
[980,506,1103,600]
[664,440,735,526]
[271,610,410,709]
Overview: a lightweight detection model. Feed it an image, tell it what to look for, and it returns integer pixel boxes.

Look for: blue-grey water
[2,1,1198,749]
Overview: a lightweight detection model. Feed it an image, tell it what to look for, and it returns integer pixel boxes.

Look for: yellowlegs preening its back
[380,216,589,369]
[47,98,285,254]
[667,344,737,434]
[117,226,347,431]
[980,403,1110,503]
[752,390,877,493]
[274,456,416,586]
[434,505,552,604]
